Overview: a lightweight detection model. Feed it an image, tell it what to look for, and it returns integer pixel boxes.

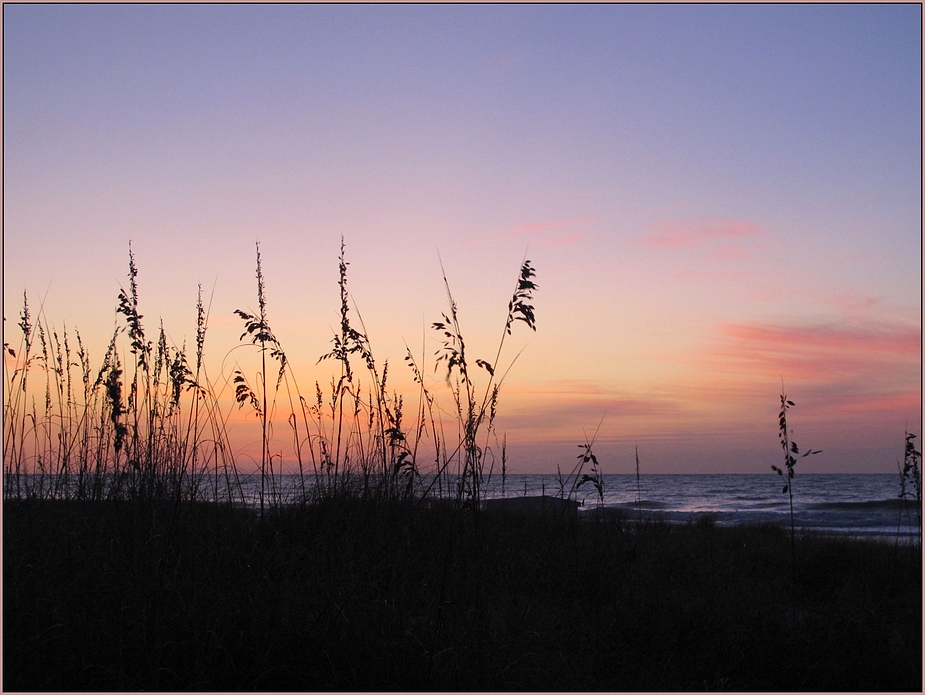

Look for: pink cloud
[710,243,751,263]
[639,217,764,249]
[462,237,497,247]
[826,291,886,315]
[692,319,921,387]
[498,390,688,439]
[502,380,687,420]
[507,380,614,397]
[674,269,746,282]
[721,321,920,359]
[460,217,592,248]
[511,217,593,236]
[818,390,922,416]
[547,231,586,246]
[645,319,921,456]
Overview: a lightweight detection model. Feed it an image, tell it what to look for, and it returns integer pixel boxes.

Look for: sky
[3,4,922,475]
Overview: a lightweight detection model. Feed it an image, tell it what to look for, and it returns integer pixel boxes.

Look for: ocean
[225,471,920,540]
[8,471,920,540]
[530,472,920,540]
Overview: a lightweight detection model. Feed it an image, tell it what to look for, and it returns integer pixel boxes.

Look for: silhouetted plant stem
[3,291,34,497]
[898,430,922,546]
[234,242,287,515]
[772,384,821,579]
[116,242,154,491]
[635,446,642,526]
[185,284,207,499]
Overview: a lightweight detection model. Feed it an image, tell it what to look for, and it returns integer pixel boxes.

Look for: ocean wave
[812,499,913,511]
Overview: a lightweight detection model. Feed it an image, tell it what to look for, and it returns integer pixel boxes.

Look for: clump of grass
[3,243,246,510]
[3,241,545,523]
[431,257,537,508]
[576,440,604,510]
[310,237,423,503]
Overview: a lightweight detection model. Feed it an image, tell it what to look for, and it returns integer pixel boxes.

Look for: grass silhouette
[771,384,822,571]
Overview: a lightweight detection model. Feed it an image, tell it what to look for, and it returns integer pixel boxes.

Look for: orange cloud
[639,217,764,249]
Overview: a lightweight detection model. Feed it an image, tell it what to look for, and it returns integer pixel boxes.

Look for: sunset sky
[4,4,921,475]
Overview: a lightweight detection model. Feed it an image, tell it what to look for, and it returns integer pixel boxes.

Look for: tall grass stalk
[635,445,642,525]
[771,385,821,572]
[897,430,922,544]
[234,243,288,514]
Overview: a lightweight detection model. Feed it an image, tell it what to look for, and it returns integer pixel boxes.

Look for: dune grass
[2,240,539,511]
[3,242,922,691]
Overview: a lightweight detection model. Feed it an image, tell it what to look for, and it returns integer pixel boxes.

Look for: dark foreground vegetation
[4,497,921,691]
